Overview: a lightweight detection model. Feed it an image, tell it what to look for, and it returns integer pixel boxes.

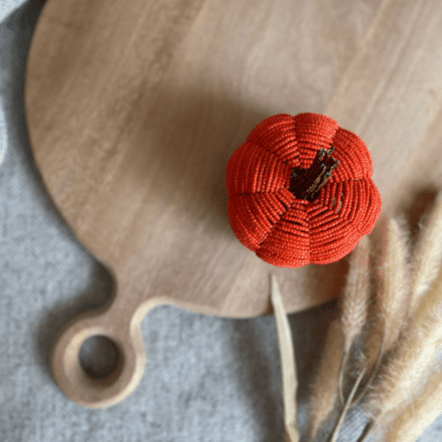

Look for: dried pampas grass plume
[381,369,442,442]
[364,264,442,419]
[410,190,442,315]
[306,190,442,442]
[377,215,412,354]
[308,319,344,439]
[362,216,412,378]
[340,236,371,354]
[338,236,371,403]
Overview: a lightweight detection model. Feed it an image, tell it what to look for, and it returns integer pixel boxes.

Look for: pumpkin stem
[289,146,339,201]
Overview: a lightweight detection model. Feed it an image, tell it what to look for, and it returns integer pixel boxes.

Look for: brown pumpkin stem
[289,146,339,201]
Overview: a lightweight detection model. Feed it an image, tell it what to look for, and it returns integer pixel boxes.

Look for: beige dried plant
[337,236,371,403]
[358,195,442,442]
[308,318,344,439]
[362,215,412,381]
[378,215,412,353]
[381,369,442,442]
[409,190,442,315]
[275,190,442,442]
[307,191,442,442]
[340,236,371,354]
[364,264,442,420]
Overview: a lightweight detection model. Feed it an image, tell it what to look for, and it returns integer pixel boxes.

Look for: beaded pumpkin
[225,112,382,268]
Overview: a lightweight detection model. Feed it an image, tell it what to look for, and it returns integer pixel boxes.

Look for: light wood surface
[25,0,442,408]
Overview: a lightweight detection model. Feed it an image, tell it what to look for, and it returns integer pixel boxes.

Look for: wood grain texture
[25,0,442,407]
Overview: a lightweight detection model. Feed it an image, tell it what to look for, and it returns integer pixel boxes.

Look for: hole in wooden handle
[51,313,146,408]
[79,334,124,383]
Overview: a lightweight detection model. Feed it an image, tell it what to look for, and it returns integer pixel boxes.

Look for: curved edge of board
[51,293,176,408]
[50,290,278,408]
[51,306,146,408]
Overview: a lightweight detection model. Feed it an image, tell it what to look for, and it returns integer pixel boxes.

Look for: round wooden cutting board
[25,0,442,408]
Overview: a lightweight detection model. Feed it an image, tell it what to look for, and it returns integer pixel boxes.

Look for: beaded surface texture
[225,112,382,268]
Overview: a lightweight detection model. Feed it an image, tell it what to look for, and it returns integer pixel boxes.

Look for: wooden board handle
[51,302,147,408]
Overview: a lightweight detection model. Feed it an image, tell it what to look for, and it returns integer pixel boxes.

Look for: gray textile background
[0,1,441,441]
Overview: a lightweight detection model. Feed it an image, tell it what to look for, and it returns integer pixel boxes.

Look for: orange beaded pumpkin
[225,112,382,268]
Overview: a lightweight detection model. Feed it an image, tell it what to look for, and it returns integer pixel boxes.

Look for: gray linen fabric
[1,2,441,441]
